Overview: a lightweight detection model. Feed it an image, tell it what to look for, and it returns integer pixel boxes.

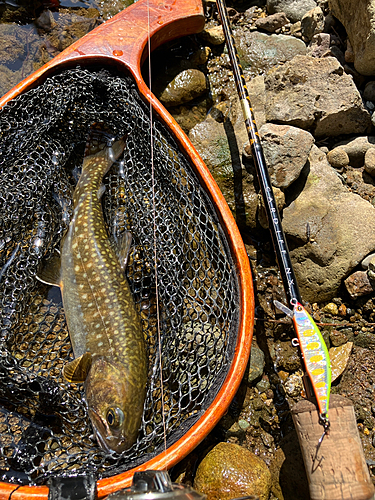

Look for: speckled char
[60,136,147,453]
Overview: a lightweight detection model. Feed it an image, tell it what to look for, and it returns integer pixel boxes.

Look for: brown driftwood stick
[292,395,374,500]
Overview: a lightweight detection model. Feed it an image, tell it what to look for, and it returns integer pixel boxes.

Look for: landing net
[0,67,239,485]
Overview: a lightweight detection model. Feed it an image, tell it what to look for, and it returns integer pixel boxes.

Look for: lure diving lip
[274,299,331,424]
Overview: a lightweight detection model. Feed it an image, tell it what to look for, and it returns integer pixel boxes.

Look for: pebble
[323,302,338,315]
[193,442,271,500]
[255,12,290,32]
[201,26,225,46]
[326,146,350,169]
[344,270,375,298]
[248,345,265,384]
[364,147,375,177]
[329,342,353,382]
[283,373,303,398]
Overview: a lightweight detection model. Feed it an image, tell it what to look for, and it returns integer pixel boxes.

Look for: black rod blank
[215,0,302,305]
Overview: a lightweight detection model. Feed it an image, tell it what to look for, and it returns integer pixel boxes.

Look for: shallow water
[0,0,131,97]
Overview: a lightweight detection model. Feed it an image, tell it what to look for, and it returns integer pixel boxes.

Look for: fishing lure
[275,299,331,428]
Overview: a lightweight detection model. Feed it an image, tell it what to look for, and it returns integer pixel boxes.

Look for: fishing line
[147,0,168,456]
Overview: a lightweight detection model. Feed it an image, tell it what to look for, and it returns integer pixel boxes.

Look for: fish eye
[106,407,124,428]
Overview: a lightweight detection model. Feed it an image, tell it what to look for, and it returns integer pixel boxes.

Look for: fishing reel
[104,471,259,500]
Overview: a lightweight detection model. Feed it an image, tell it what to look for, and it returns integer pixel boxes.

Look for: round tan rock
[364,147,375,177]
[193,442,271,500]
[326,147,350,168]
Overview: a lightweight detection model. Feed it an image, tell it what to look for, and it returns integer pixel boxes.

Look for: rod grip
[291,395,374,500]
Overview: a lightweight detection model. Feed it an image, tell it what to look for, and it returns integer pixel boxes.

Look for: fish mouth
[88,407,128,454]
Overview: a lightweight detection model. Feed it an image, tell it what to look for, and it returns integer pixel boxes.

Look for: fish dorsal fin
[36,250,61,287]
[63,352,92,383]
[114,231,132,271]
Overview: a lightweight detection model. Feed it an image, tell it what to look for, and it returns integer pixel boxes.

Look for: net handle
[0,0,204,109]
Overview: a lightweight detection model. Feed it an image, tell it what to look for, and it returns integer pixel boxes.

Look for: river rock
[234,30,306,75]
[326,146,349,169]
[307,33,345,65]
[189,79,265,231]
[248,344,266,384]
[334,136,375,168]
[265,55,371,137]
[282,145,375,302]
[201,26,225,46]
[344,271,375,298]
[255,12,290,32]
[301,6,324,42]
[329,342,353,382]
[158,69,207,107]
[267,0,317,23]
[259,123,314,189]
[363,81,375,102]
[364,148,375,177]
[193,442,271,500]
[328,0,375,75]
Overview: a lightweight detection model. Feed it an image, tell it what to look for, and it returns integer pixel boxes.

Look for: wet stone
[247,345,265,384]
[158,69,207,108]
[193,442,271,500]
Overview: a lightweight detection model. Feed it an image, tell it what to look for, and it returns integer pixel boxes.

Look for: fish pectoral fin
[113,231,132,271]
[97,184,106,200]
[36,250,61,287]
[63,352,92,383]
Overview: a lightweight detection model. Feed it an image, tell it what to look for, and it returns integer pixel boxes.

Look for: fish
[274,299,331,424]
[38,127,147,454]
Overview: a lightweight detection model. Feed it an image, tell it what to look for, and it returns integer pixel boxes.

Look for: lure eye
[106,407,124,428]
[297,305,303,311]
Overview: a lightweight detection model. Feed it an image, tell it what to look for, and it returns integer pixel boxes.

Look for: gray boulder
[264,55,371,137]
[260,123,315,189]
[234,31,306,75]
[328,0,375,75]
[267,0,317,22]
[283,146,375,302]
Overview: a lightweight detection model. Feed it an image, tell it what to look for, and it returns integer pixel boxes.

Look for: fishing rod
[215,0,331,433]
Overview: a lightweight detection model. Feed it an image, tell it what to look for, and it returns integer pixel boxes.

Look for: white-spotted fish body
[41,130,147,454]
[292,301,331,419]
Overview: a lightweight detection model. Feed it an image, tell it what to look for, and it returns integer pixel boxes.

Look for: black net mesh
[0,66,240,485]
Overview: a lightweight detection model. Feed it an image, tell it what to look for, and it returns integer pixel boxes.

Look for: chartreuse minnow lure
[275,299,331,429]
